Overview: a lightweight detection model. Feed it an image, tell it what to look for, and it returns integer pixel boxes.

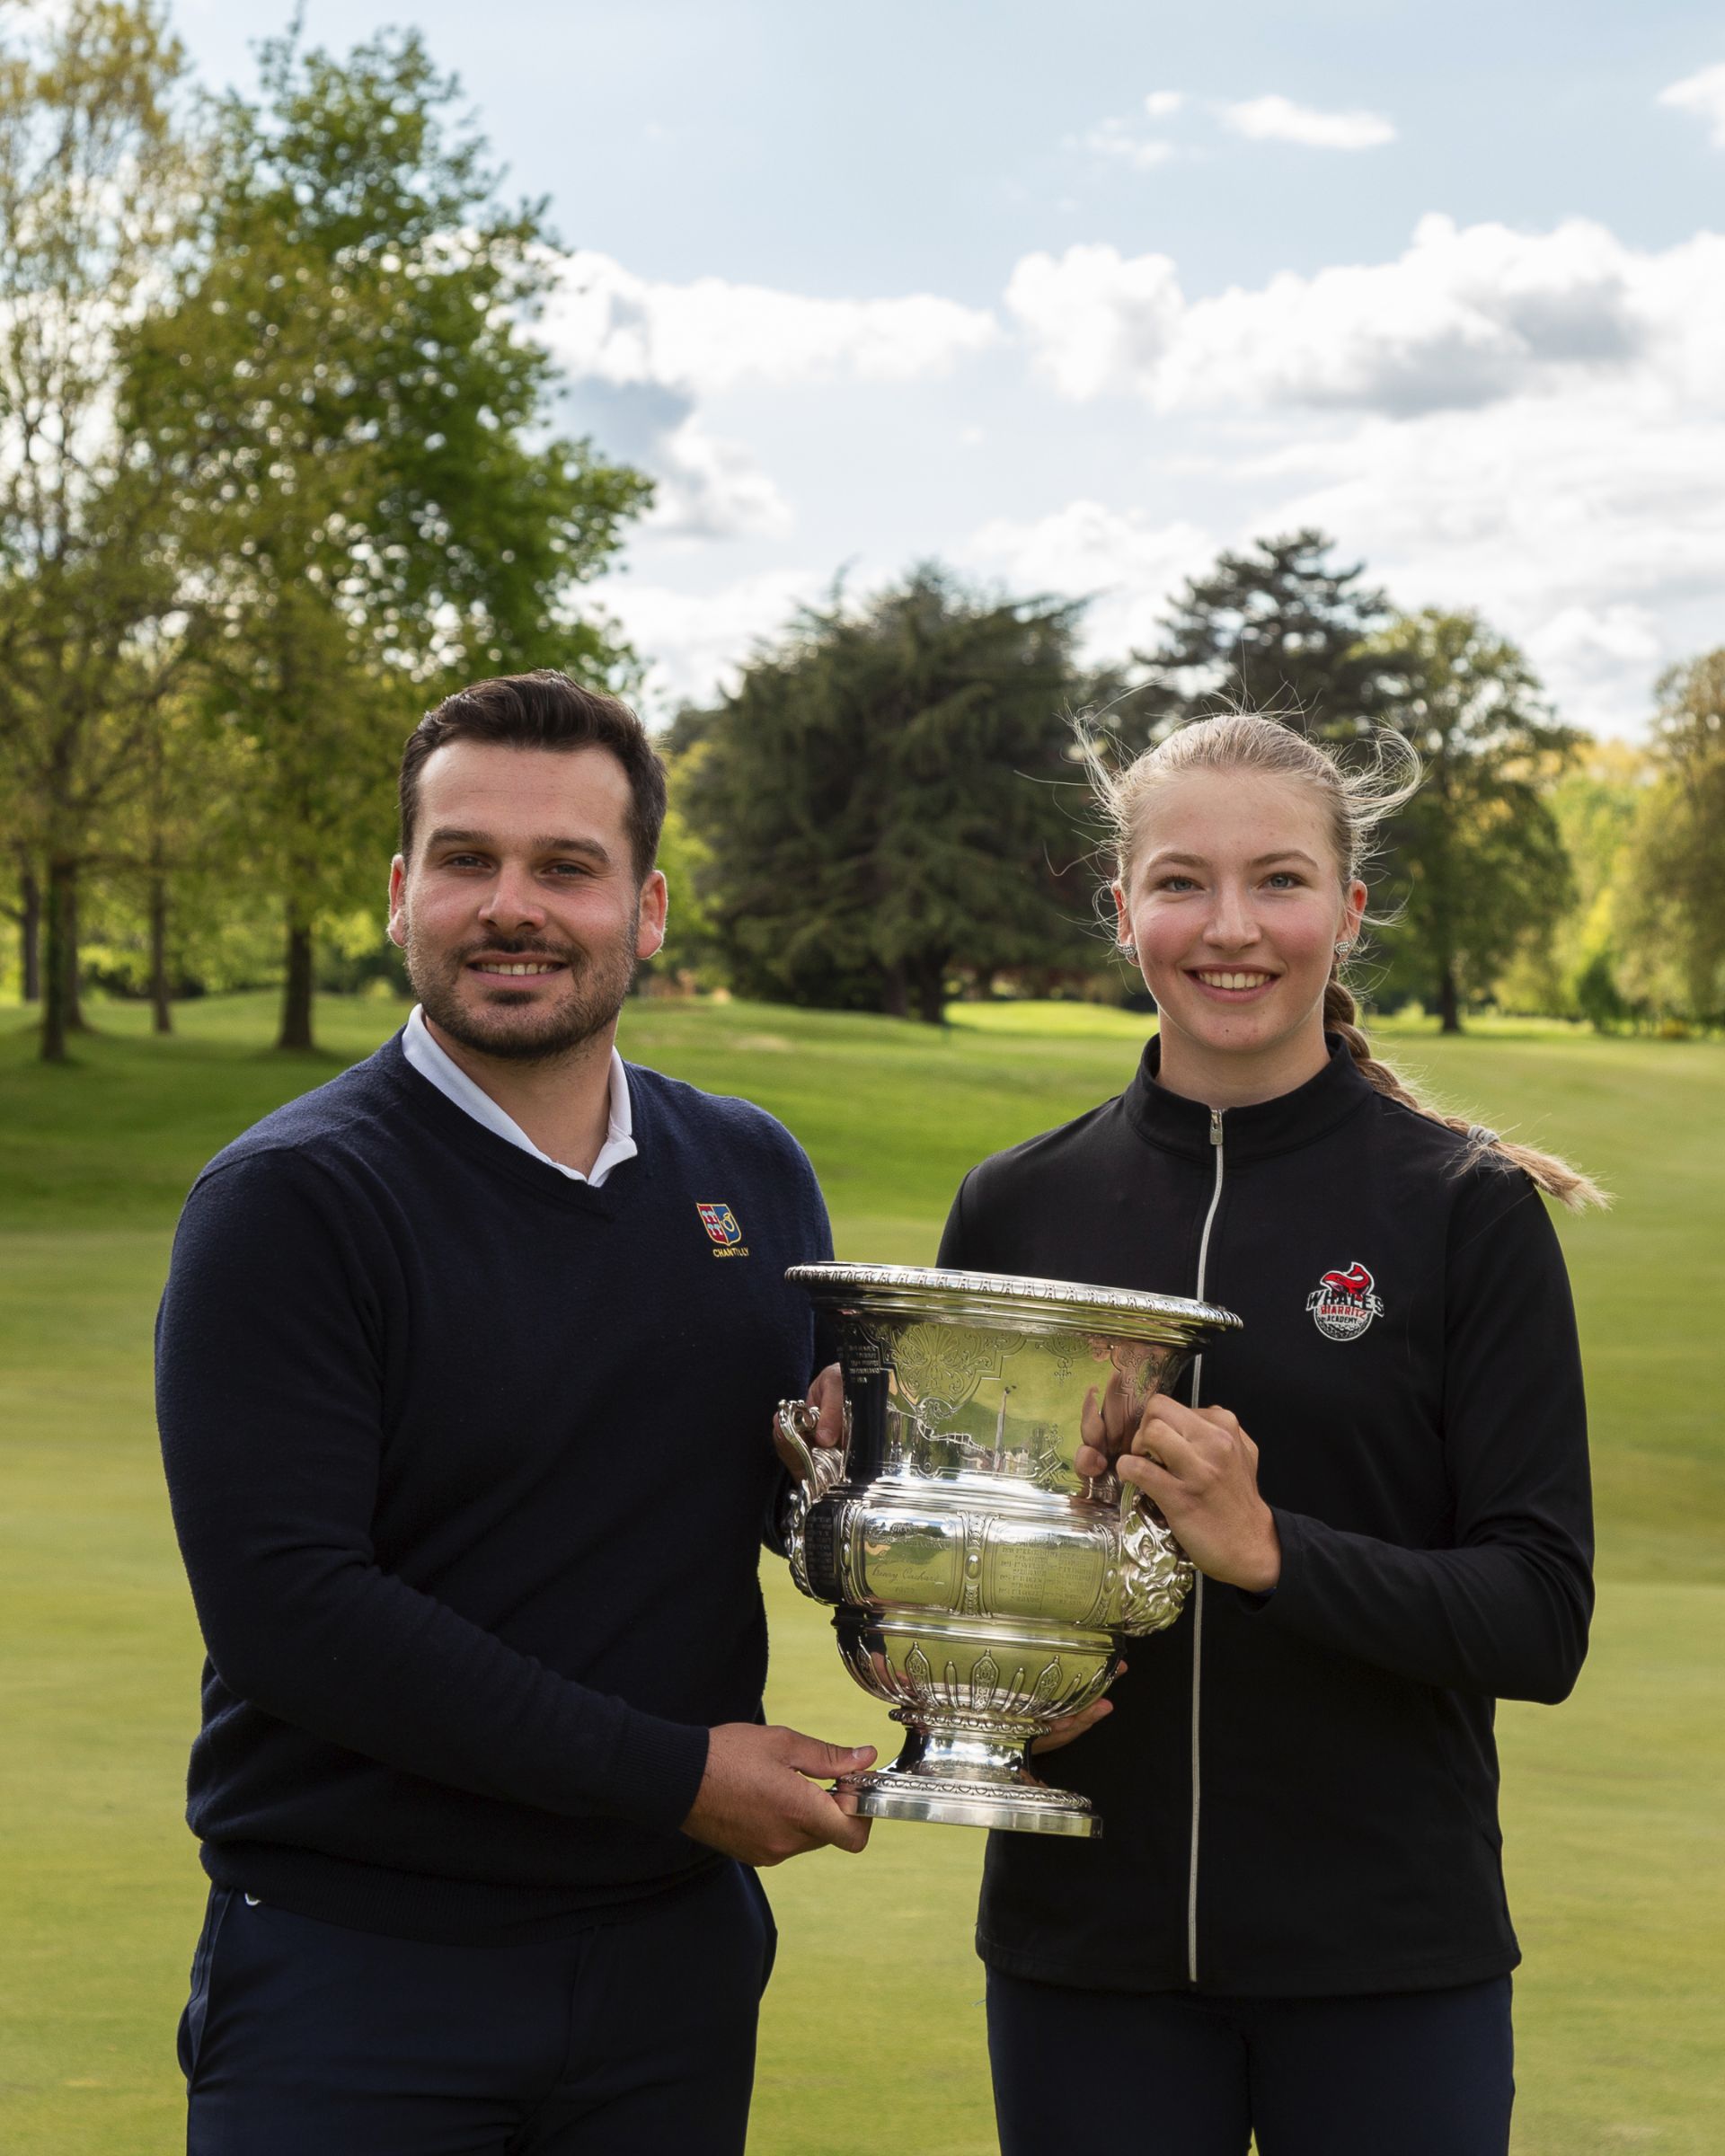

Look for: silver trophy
[776,1264,1243,1837]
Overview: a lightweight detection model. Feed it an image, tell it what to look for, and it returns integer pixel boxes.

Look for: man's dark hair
[399,671,668,879]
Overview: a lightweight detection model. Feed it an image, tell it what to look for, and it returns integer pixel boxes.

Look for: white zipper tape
[1187,1109,1225,1985]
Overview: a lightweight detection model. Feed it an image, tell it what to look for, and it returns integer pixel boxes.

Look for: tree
[75,692,252,1030]
[1129,529,1392,741]
[0,0,202,1060]
[1573,950,1629,1034]
[125,28,650,1051]
[643,742,724,993]
[1492,738,1649,1021]
[1614,651,1725,1022]
[1,850,41,999]
[679,568,1094,1022]
[1364,611,1579,1032]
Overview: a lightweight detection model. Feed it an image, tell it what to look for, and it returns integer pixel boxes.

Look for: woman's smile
[1185,967,1280,998]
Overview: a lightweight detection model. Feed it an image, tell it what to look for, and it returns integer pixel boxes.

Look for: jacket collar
[1122,1033,1377,1164]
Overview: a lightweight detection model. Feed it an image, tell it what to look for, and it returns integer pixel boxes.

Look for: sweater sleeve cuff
[760,1465,795,1558]
[602,1710,712,1836]
[1234,1506,1310,1616]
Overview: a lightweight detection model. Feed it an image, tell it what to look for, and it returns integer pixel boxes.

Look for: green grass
[1,993,1721,2152]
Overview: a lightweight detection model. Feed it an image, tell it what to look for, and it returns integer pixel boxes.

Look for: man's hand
[1111,1394,1281,1595]
[771,1362,845,1478]
[684,1724,877,1865]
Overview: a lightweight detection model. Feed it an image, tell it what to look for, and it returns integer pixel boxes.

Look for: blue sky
[176,2,1725,735]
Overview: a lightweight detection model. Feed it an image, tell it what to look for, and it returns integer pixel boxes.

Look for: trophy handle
[774,1397,848,1492]
[774,1398,849,1598]
[1116,1479,1195,1636]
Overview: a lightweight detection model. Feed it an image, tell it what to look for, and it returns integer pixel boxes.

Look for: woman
[935,713,1601,2156]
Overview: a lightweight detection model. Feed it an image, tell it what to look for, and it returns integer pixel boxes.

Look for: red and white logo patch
[1305,1260,1384,1342]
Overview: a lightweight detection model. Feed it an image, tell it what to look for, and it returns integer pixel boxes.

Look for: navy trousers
[179,1860,775,2155]
[987,1966,1514,2156]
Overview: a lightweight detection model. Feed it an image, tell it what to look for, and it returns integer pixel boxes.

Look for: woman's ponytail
[1323,976,1608,1213]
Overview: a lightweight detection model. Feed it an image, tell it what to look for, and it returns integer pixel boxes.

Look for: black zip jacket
[937,1036,1593,1998]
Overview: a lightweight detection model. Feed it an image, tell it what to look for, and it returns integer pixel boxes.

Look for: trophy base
[834,1718,1101,1837]
[837,1766,1100,1836]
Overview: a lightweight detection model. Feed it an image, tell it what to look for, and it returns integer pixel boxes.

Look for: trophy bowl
[776,1263,1243,1838]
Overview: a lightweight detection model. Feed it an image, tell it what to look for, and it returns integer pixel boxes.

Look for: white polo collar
[402,1005,637,1188]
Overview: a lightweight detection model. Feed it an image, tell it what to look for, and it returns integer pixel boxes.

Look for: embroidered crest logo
[1305,1259,1384,1342]
[696,1201,745,1250]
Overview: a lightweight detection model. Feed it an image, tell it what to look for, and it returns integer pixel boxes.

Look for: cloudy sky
[179,2,1725,738]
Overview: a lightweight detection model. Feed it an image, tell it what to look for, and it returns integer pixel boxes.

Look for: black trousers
[179,1861,775,2155]
[987,1966,1514,2156]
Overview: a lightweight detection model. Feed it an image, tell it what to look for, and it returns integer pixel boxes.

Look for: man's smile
[464,954,569,981]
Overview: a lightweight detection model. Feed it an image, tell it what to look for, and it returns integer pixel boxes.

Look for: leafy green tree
[1363,611,1579,1032]
[1573,950,1629,1033]
[679,568,1093,1022]
[0,0,201,1060]
[71,694,254,1030]
[1129,529,1392,740]
[644,744,725,993]
[1493,739,1648,1020]
[125,27,650,1050]
[1614,651,1725,1022]
[0,851,41,1000]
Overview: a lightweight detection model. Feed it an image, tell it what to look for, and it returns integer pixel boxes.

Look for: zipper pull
[1209,1108,1224,1146]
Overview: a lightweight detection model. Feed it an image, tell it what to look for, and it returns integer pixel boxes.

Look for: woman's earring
[1119,942,1138,963]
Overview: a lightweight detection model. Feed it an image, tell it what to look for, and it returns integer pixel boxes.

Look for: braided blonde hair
[1082,711,1607,1212]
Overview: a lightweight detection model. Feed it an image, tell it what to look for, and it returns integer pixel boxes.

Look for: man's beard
[403,914,640,1065]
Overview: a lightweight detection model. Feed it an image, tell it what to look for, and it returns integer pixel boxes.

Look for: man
[157,671,873,2155]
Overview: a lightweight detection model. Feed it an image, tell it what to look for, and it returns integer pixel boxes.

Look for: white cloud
[544,249,998,549]
[1005,243,1182,400]
[1220,94,1395,150]
[606,569,827,714]
[544,250,999,400]
[644,412,792,541]
[1005,216,1725,420]
[562,215,1720,741]
[995,211,1725,733]
[556,379,788,543]
[1083,118,1179,171]
[1144,91,1184,119]
[1256,387,1725,735]
[962,503,1216,662]
[1659,62,1725,146]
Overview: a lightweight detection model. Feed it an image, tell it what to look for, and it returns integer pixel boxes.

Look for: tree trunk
[39,858,75,1064]
[63,868,88,1031]
[1436,963,1463,1035]
[916,961,948,1027]
[148,866,172,1036]
[18,859,41,1002]
[278,907,315,1051]
[881,961,908,1020]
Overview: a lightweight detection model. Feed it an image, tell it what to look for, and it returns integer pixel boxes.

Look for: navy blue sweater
[155,1033,830,1944]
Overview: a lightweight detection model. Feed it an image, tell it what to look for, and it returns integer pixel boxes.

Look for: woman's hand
[1117,1393,1282,1595]
[1031,1696,1115,1755]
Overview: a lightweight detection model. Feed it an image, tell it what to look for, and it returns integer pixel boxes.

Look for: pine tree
[1130,528,1391,741]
